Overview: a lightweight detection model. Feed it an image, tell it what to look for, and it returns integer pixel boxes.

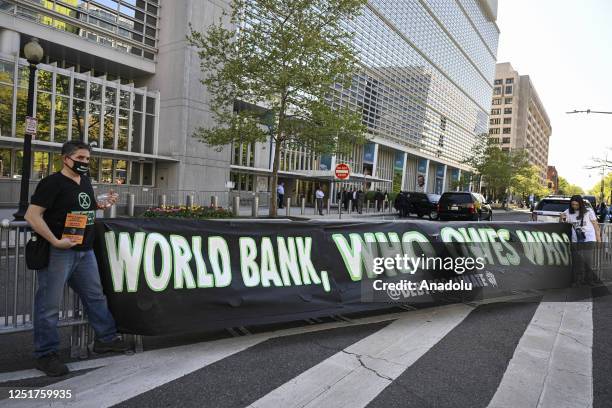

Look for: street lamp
[13,38,43,221]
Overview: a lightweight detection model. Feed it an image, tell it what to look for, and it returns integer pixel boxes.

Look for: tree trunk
[270,137,282,217]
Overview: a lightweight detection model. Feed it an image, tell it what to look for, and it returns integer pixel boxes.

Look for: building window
[489,128,500,135]
[503,128,511,134]
[491,108,501,115]
[230,171,254,191]
[504,97,513,104]
[0,148,11,178]
[502,147,510,153]
[490,137,499,144]
[494,79,503,85]
[504,107,513,114]
[503,118,512,124]
[506,78,514,84]
[493,87,502,95]
[130,162,141,185]
[490,118,500,125]
[142,162,153,185]
[492,98,501,105]
[505,86,513,94]
[502,137,511,144]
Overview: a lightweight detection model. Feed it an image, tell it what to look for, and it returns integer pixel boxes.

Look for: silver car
[531,196,593,222]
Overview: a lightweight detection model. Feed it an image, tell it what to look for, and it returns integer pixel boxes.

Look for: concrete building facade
[0,0,500,207]
[489,62,551,185]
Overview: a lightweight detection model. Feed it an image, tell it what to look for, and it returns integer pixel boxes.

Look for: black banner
[94,219,573,335]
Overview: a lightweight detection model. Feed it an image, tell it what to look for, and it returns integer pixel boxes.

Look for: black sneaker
[35,352,69,377]
[93,336,131,354]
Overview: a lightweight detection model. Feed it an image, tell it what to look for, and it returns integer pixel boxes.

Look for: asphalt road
[0,285,610,408]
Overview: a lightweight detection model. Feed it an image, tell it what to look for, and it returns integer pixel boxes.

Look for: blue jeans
[34,247,117,357]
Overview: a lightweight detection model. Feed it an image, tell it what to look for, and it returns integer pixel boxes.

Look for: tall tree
[188,0,368,216]
[510,165,550,201]
[557,176,584,196]
[464,133,531,201]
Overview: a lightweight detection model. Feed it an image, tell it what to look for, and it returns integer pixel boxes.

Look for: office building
[0,0,500,207]
[489,62,551,185]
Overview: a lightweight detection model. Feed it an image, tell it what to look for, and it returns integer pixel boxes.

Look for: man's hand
[53,237,78,249]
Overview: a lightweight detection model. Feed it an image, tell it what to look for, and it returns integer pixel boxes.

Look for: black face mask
[67,157,89,176]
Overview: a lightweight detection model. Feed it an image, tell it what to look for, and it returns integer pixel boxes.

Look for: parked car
[437,192,493,221]
[531,196,593,222]
[404,192,440,220]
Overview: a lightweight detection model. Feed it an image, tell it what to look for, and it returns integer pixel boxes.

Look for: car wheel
[429,210,438,220]
[417,212,424,218]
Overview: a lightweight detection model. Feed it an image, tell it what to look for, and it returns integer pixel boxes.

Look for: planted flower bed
[143,205,233,219]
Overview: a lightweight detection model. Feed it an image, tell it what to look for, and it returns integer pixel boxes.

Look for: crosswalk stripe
[248,303,473,408]
[1,308,419,408]
[488,288,593,408]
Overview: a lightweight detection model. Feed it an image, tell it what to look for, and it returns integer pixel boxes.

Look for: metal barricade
[595,223,612,281]
[0,220,90,358]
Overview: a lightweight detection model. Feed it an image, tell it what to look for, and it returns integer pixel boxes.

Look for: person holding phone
[24,141,129,377]
[559,195,601,285]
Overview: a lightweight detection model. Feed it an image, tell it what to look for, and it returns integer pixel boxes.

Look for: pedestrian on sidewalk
[560,194,601,286]
[24,141,130,377]
[375,189,384,211]
[277,182,285,209]
[356,189,364,214]
[596,200,608,224]
[315,186,325,215]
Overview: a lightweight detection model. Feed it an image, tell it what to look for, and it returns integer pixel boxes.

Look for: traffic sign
[25,116,37,137]
[334,163,350,180]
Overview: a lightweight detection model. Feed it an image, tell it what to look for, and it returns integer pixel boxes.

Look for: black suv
[395,192,441,219]
[438,192,493,221]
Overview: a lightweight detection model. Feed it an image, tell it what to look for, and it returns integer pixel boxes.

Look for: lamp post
[13,38,43,221]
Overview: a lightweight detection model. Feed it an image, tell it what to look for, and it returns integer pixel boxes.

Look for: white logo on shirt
[78,192,91,209]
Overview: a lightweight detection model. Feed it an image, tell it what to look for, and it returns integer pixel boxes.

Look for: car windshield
[535,200,569,212]
[427,194,440,202]
[440,193,473,204]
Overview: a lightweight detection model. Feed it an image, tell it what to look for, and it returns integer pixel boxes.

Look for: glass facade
[0,53,158,184]
[331,0,498,164]
[0,0,159,60]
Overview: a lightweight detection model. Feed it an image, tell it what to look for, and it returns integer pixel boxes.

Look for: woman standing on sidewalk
[560,195,601,285]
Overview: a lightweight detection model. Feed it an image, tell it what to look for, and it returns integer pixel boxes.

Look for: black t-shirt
[30,172,98,251]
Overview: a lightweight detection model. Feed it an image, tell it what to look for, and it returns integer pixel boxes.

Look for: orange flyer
[62,213,88,244]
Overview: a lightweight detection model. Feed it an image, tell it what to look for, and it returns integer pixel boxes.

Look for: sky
[495,0,612,191]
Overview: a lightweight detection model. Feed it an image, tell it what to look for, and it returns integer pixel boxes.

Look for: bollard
[211,195,218,208]
[327,198,331,214]
[301,197,306,215]
[366,200,370,213]
[348,202,352,214]
[252,196,259,217]
[158,194,167,207]
[127,193,135,217]
[104,204,117,218]
[186,194,194,209]
[286,197,291,216]
[232,196,240,217]
[314,198,318,215]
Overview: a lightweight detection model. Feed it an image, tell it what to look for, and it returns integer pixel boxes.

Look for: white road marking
[249,303,473,408]
[0,308,425,408]
[488,289,593,408]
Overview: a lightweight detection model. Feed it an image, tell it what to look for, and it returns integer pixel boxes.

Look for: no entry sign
[334,163,350,180]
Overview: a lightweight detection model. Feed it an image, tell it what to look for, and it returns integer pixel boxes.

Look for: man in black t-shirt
[25,141,129,377]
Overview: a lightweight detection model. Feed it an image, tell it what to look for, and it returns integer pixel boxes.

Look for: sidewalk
[237,206,398,220]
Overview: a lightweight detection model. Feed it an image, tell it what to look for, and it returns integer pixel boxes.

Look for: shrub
[143,205,233,219]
